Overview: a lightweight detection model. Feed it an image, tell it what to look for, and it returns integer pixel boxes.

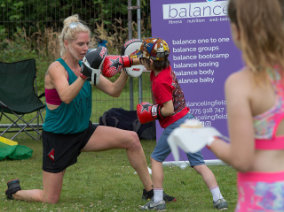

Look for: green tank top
[43,58,92,134]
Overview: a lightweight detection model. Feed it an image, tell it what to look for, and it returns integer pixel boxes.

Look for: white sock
[153,188,163,203]
[210,187,223,202]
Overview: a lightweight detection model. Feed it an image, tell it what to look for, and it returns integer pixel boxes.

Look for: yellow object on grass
[0,136,18,146]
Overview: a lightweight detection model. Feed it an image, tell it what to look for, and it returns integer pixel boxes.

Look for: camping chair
[0,59,45,140]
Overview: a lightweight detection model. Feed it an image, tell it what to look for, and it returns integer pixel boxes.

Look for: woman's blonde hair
[59,14,91,56]
[228,0,284,76]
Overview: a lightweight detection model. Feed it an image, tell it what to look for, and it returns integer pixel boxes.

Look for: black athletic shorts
[42,121,97,173]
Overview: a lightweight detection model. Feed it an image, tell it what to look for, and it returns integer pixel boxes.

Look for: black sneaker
[142,189,153,200]
[213,198,228,210]
[5,179,21,200]
[142,189,176,202]
[163,191,176,202]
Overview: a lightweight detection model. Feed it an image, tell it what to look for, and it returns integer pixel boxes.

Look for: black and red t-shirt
[150,65,189,128]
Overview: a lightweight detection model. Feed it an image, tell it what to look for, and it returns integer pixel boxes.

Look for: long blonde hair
[228,0,284,76]
[59,14,90,56]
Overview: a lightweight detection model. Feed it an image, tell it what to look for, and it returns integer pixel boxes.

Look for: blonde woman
[4,14,155,204]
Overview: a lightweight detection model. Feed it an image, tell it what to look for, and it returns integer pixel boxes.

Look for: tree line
[0,0,151,42]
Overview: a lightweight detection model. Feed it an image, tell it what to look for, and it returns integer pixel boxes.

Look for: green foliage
[0,27,52,94]
[0,0,151,39]
[0,0,24,21]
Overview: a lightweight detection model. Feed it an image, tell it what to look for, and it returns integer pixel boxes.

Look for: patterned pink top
[253,68,284,149]
[236,68,284,212]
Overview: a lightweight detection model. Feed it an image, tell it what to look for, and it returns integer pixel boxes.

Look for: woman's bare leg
[12,171,65,204]
[82,126,152,191]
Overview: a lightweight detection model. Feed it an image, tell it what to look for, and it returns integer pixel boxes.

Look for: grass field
[0,132,238,212]
[0,81,238,211]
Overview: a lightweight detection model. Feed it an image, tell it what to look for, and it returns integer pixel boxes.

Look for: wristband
[80,73,88,80]
[157,104,163,119]
[151,104,163,119]
[151,104,159,119]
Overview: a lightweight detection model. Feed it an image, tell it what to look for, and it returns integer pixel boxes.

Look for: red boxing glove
[136,102,162,124]
[102,55,133,78]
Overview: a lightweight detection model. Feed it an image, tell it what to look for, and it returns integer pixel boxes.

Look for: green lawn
[0,133,238,212]
[0,78,238,211]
